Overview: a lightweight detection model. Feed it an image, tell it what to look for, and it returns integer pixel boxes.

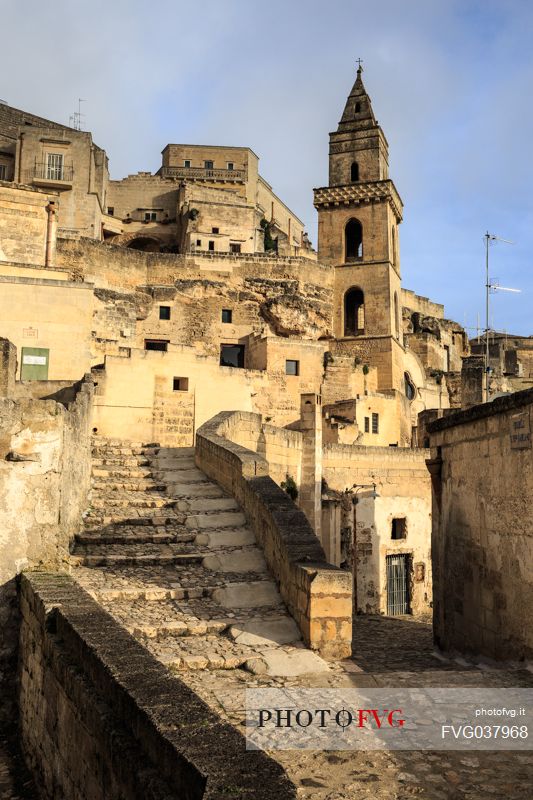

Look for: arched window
[350,162,359,182]
[404,372,416,401]
[344,288,365,336]
[355,102,361,113]
[345,218,363,261]
[394,291,400,340]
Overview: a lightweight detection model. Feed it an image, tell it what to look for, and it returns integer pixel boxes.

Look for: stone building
[0,66,472,620]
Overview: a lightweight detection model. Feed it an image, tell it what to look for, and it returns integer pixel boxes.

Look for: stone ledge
[428,386,533,433]
[19,571,294,800]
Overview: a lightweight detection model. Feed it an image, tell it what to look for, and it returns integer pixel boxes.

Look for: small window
[364,416,370,433]
[286,360,299,376]
[372,412,379,434]
[196,239,202,247]
[204,160,214,169]
[145,211,157,221]
[159,306,171,320]
[229,242,241,253]
[208,240,215,251]
[145,339,169,352]
[350,162,359,182]
[227,162,234,170]
[391,518,407,540]
[173,377,189,391]
[220,344,245,368]
[106,207,114,216]
[222,309,232,323]
[0,165,7,180]
[404,372,415,400]
[212,227,220,234]
[184,160,191,168]
[355,101,361,112]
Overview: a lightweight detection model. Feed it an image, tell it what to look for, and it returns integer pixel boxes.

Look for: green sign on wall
[20,347,50,381]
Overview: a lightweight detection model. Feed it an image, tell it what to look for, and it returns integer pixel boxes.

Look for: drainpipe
[45,200,57,267]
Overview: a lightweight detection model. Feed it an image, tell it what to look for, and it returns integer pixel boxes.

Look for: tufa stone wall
[428,388,533,661]
[0,372,93,725]
[19,572,294,800]
[195,411,352,659]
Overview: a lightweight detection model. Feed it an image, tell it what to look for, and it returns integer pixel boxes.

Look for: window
[391,518,407,540]
[173,377,189,391]
[350,162,359,182]
[145,339,169,352]
[404,372,415,401]
[0,164,8,180]
[107,206,114,216]
[184,160,191,168]
[364,416,370,433]
[372,412,379,434]
[227,161,234,170]
[208,240,215,251]
[159,306,171,320]
[229,242,241,253]
[392,225,398,265]
[344,287,365,336]
[212,227,220,234]
[144,211,157,221]
[345,218,363,260]
[355,101,361,113]
[196,239,202,247]
[204,160,214,169]
[286,359,299,376]
[46,153,63,180]
[394,291,400,340]
[222,309,232,323]
[220,344,245,368]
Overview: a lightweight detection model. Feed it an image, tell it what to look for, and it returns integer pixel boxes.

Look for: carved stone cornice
[313,179,403,221]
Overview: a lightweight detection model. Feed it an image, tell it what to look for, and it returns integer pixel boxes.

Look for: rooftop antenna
[483,232,520,402]
[69,98,85,131]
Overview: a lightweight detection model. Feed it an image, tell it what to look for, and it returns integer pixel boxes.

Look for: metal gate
[386,554,410,615]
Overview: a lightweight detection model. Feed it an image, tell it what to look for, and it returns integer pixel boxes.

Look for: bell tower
[314,64,404,391]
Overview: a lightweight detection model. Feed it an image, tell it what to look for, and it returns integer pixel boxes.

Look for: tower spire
[338,61,376,131]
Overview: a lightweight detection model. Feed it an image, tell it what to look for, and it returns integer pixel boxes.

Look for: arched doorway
[344,287,365,336]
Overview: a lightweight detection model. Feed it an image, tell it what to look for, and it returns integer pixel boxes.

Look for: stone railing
[160,165,247,182]
[19,572,294,800]
[195,411,352,659]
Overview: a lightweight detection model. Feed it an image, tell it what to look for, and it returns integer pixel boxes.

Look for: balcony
[29,163,74,188]
[160,165,247,183]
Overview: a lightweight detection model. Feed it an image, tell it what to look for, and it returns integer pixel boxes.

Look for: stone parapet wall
[195,411,352,659]
[19,572,293,800]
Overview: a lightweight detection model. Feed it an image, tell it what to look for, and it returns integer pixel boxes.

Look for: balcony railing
[30,163,74,184]
[160,165,247,182]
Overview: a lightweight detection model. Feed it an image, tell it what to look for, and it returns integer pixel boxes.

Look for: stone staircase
[71,438,329,678]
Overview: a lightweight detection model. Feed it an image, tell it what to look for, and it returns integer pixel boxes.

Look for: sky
[3,0,532,335]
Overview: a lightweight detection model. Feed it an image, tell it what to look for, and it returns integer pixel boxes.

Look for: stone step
[92,456,151,467]
[92,467,154,479]
[176,497,238,513]
[154,447,195,459]
[202,549,267,573]
[152,468,209,484]
[165,482,225,499]
[70,547,204,567]
[74,530,196,546]
[185,511,246,530]
[83,512,186,527]
[91,479,166,492]
[91,438,157,449]
[89,496,177,510]
[151,459,197,473]
[92,446,150,457]
[195,528,256,549]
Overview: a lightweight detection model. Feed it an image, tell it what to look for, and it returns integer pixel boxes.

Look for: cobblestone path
[72,438,533,800]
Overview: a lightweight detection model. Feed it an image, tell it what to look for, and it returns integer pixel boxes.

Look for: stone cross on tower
[356,58,363,71]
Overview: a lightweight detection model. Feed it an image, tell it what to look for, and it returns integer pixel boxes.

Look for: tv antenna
[69,98,86,131]
[483,232,520,402]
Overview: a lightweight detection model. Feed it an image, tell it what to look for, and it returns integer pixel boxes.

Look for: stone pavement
[72,438,533,799]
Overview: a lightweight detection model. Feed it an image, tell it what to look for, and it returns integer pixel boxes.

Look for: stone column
[0,338,17,397]
[299,393,322,538]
